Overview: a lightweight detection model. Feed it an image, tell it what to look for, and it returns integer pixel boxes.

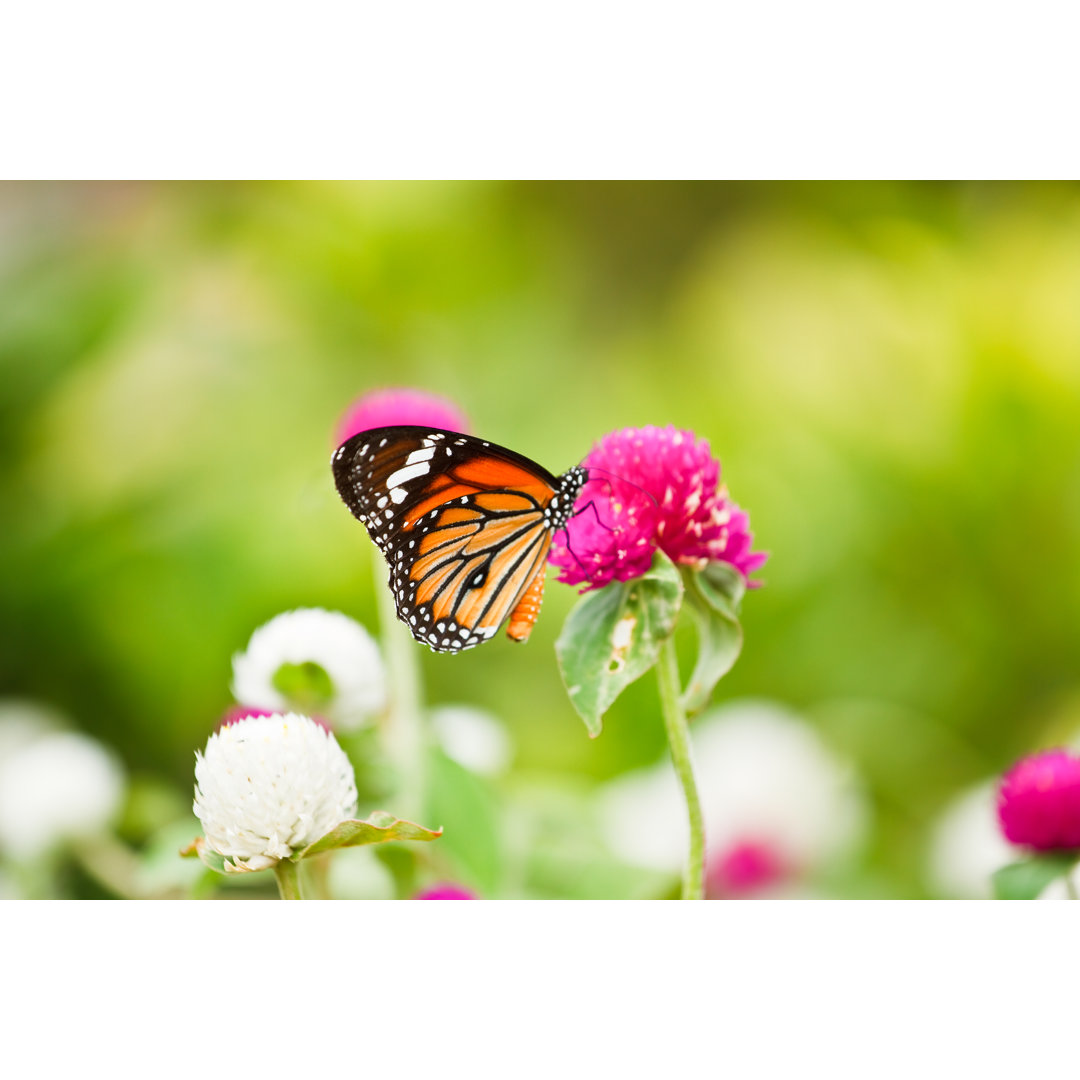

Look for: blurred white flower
[231,608,387,731]
[598,699,868,897]
[430,705,512,776]
[193,712,358,872]
[0,699,65,766]
[927,781,1014,899]
[0,731,126,862]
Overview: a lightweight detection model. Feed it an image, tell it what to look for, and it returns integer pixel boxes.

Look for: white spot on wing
[387,462,431,488]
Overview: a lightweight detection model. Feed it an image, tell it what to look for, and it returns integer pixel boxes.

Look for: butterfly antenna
[583,466,659,509]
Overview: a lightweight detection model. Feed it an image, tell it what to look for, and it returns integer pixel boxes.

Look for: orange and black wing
[332,425,582,653]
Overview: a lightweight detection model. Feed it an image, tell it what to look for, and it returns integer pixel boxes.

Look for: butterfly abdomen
[506,564,547,643]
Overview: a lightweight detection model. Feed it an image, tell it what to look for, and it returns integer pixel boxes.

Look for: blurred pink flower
[218,706,330,733]
[706,838,790,898]
[997,750,1080,850]
[414,882,477,900]
[334,388,470,446]
[549,425,767,592]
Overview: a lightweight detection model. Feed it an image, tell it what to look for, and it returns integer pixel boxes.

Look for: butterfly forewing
[332,425,585,653]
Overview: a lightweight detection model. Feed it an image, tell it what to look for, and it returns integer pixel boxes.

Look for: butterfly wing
[332,426,564,652]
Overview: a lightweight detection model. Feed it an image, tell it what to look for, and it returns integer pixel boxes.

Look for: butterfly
[332,426,587,653]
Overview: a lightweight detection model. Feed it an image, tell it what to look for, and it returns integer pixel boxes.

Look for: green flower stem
[74,834,143,899]
[1066,873,1079,901]
[656,636,705,900]
[274,858,303,900]
[375,560,426,819]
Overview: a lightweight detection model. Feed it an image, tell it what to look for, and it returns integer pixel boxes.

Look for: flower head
[598,700,867,897]
[414,882,477,899]
[548,425,767,592]
[193,712,358,872]
[0,731,125,861]
[706,838,789,899]
[335,388,470,446]
[231,608,386,731]
[997,750,1080,851]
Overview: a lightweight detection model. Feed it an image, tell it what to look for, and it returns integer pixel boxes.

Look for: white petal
[193,713,358,867]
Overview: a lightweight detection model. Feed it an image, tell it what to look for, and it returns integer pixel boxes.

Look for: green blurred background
[2,180,1079,897]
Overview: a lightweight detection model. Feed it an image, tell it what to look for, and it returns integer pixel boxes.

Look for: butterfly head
[545,466,589,532]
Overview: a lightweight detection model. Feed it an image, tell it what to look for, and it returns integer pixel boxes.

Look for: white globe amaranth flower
[430,705,513,776]
[599,699,868,884]
[927,780,1014,899]
[0,731,126,862]
[193,712,358,872]
[231,608,387,731]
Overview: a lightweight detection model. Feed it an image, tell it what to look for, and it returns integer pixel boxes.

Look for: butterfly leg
[556,498,615,576]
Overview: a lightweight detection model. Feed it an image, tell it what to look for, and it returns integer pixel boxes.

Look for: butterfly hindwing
[332,426,586,653]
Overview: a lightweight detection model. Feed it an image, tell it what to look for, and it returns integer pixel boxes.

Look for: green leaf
[296,813,442,859]
[992,852,1079,899]
[180,836,227,875]
[555,551,683,737]
[271,660,334,713]
[700,559,746,616]
[679,563,745,715]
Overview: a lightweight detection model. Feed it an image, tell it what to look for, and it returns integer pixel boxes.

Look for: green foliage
[271,660,335,714]
[298,812,442,858]
[555,552,683,736]
[992,853,1079,900]
[679,562,745,715]
[6,181,1080,897]
[423,748,502,896]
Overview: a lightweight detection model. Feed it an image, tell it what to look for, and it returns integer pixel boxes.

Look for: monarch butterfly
[332,426,587,653]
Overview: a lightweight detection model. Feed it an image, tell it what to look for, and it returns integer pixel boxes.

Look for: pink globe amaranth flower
[334,388,470,447]
[706,838,790,899]
[548,425,768,592]
[414,882,477,900]
[997,750,1080,851]
[217,707,330,733]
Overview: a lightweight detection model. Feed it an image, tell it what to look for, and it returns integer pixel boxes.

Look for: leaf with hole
[556,551,683,737]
